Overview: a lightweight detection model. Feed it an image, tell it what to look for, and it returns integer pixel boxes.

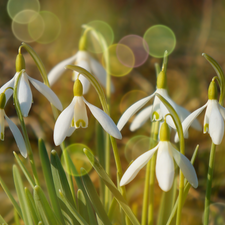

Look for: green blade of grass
[0,214,8,225]
[84,149,140,225]
[38,139,65,225]
[13,165,33,225]
[77,189,89,223]
[13,152,35,189]
[34,185,61,225]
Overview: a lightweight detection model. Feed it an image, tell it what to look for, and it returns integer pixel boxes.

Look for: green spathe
[208,80,218,100]
[160,121,170,141]
[16,53,26,72]
[157,70,167,89]
[73,79,83,96]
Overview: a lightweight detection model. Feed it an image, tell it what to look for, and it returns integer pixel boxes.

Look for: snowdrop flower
[0,90,27,158]
[53,77,121,146]
[175,79,225,145]
[117,69,201,132]
[0,53,63,117]
[48,36,114,94]
[120,120,198,192]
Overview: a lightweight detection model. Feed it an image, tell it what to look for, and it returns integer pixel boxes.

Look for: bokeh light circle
[12,11,44,42]
[61,144,94,177]
[120,90,148,114]
[103,44,135,77]
[143,25,176,58]
[10,9,39,24]
[125,135,151,163]
[7,0,40,21]
[118,35,149,67]
[202,203,225,224]
[85,20,114,54]
[35,11,61,44]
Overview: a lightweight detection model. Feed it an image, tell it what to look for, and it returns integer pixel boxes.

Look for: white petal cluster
[0,70,63,117]
[48,51,114,94]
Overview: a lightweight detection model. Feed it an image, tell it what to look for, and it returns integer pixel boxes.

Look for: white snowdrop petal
[83,98,122,139]
[89,54,115,93]
[209,102,224,145]
[218,104,225,120]
[156,142,175,192]
[174,102,208,142]
[5,114,27,158]
[48,53,78,86]
[170,143,198,188]
[54,98,76,146]
[203,100,213,134]
[130,105,153,131]
[0,76,15,103]
[28,76,63,111]
[17,73,33,117]
[120,144,159,186]
[117,92,155,131]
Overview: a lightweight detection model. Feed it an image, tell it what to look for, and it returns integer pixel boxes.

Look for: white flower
[0,92,27,158]
[117,70,201,132]
[48,50,114,94]
[0,70,63,117]
[53,78,121,146]
[120,121,198,192]
[174,79,225,145]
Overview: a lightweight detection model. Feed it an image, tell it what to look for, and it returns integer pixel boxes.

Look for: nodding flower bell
[120,119,198,192]
[117,69,201,133]
[175,78,225,145]
[0,53,63,117]
[53,76,122,146]
[0,89,27,158]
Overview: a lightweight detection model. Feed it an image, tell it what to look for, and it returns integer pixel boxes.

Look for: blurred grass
[1,0,225,224]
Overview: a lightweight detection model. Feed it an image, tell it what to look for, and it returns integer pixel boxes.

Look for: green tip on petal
[204,123,209,133]
[76,119,86,127]
[73,79,83,96]
[160,121,170,141]
[157,70,167,89]
[0,93,6,109]
[1,132,4,140]
[15,53,26,72]
[208,80,218,100]
[152,111,160,120]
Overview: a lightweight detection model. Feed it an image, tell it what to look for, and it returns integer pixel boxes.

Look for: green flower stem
[162,51,168,74]
[19,43,76,202]
[155,93,185,225]
[66,65,126,197]
[141,122,159,225]
[13,71,40,186]
[203,142,216,225]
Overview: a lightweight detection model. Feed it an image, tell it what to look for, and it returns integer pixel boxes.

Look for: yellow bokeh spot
[143,25,176,58]
[102,44,135,77]
[61,144,94,177]
[7,0,40,22]
[85,20,114,54]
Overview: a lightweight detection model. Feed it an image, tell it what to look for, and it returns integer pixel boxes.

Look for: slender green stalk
[13,71,40,186]
[203,143,216,225]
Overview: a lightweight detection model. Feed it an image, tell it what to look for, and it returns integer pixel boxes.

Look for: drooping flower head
[0,89,27,158]
[175,77,225,145]
[54,76,121,146]
[0,53,63,117]
[117,69,201,133]
[120,119,198,192]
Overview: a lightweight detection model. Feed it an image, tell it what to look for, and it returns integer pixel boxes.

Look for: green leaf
[59,190,89,225]
[34,185,61,225]
[0,176,22,217]
[83,149,140,225]
[38,139,65,225]
[14,208,21,225]
[13,152,35,189]
[0,215,8,225]
[81,169,112,225]
[108,198,122,225]
[77,189,89,223]
[13,165,33,225]
[25,187,40,224]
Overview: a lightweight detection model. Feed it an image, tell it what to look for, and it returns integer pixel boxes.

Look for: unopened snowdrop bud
[16,53,26,72]
[73,77,83,96]
[0,93,6,109]
[160,120,170,141]
[157,69,167,89]
[208,79,218,100]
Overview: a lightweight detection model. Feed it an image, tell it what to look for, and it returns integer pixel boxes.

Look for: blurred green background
[1,0,225,224]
